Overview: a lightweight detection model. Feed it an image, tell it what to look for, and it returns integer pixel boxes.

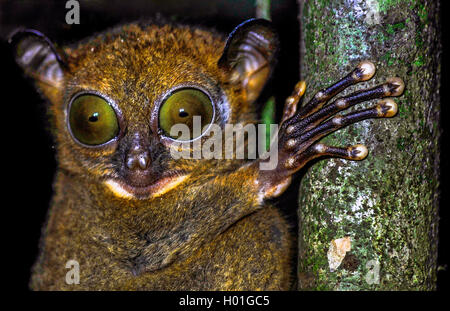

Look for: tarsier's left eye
[159,88,214,140]
[68,94,119,146]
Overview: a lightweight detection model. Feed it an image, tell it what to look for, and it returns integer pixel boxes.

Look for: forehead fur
[66,23,225,72]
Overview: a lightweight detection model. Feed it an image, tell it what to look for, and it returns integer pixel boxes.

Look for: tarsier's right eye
[159,88,214,140]
[68,94,119,146]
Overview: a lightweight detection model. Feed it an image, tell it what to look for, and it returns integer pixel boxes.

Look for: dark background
[0,0,447,292]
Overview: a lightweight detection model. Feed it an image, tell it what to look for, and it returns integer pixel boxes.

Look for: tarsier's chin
[10,18,404,290]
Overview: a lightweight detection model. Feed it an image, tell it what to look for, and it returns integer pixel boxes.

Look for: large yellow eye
[159,88,214,140]
[68,94,119,146]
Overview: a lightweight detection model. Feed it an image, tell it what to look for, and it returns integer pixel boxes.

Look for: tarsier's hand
[258,61,405,199]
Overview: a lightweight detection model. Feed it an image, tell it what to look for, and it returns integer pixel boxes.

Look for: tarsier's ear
[9,29,66,88]
[218,18,279,104]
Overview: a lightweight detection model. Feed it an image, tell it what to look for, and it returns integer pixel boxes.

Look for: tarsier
[10,18,404,290]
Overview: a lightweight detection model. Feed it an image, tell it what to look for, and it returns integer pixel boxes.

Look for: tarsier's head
[10,19,278,200]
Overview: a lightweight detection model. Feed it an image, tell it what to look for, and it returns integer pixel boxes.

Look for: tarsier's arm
[256,61,404,199]
[215,20,404,201]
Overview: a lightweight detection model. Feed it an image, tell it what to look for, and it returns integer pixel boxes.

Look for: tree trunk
[297,0,440,290]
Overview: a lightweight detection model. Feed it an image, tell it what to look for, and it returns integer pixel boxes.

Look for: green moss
[379,0,401,14]
[396,137,406,151]
[417,2,428,23]
[413,55,425,67]
[381,51,395,66]
[386,22,406,35]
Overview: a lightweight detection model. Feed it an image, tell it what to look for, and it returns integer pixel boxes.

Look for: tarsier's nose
[125,133,151,171]
[126,151,150,170]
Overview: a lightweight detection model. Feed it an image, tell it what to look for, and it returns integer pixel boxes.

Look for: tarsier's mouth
[104,173,188,199]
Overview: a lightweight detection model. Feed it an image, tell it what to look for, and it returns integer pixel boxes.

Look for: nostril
[126,152,150,171]
[138,155,150,170]
[126,156,135,170]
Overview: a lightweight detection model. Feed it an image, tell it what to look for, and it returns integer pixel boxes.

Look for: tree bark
[297,0,440,290]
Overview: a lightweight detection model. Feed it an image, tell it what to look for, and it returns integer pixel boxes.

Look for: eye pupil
[89,112,99,122]
[178,109,189,118]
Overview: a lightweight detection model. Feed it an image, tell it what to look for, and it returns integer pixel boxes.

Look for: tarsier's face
[11,21,278,199]
[60,24,230,200]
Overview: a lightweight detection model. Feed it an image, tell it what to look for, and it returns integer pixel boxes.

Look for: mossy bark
[297,0,440,290]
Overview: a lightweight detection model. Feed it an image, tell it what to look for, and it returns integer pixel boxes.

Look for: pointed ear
[9,29,66,88]
[218,18,279,104]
